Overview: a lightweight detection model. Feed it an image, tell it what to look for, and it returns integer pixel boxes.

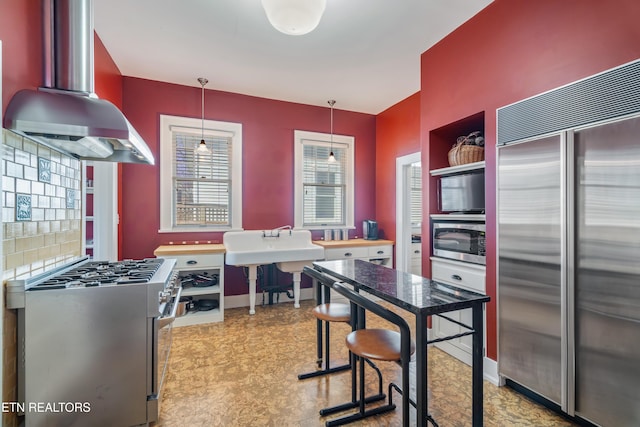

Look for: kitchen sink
[223,229,324,314]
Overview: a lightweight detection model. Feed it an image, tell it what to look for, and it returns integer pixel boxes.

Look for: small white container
[324,230,332,241]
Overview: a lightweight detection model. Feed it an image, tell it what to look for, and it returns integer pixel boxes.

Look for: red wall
[120,77,376,294]
[93,35,126,259]
[375,92,421,242]
[0,0,43,112]
[420,0,640,360]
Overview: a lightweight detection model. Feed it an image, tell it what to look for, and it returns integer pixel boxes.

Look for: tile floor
[157,299,577,426]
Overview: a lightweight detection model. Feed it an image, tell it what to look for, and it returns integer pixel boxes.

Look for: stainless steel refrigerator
[497,114,640,427]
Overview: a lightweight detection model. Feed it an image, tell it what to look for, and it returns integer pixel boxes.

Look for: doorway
[395,152,422,273]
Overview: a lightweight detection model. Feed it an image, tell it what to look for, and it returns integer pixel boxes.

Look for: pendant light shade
[261,0,327,36]
[196,77,210,154]
[328,99,336,163]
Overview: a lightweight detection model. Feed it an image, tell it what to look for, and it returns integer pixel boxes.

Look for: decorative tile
[66,188,75,209]
[16,194,32,221]
[38,157,51,183]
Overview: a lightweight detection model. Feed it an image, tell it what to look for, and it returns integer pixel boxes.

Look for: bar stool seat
[346,328,416,362]
[313,303,351,323]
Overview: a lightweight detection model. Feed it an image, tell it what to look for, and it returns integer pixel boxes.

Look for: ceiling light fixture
[261,0,327,36]
[328,99,336,163]
[196,77,210,154]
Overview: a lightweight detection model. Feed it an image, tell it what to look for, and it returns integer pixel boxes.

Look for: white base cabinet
[155,245,225,327]
[430,257,485,365]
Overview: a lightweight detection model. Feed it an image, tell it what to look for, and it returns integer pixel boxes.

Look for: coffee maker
[362,220,378,240]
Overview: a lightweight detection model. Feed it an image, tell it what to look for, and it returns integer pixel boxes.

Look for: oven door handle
[158,286,182,330]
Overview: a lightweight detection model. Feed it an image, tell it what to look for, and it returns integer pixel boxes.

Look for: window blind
[173,132,232,226]
[302,142,347,226]
[410,164,422,225]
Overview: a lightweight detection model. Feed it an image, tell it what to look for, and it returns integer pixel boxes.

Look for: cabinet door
[431,258,486,366]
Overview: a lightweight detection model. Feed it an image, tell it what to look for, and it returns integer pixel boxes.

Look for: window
[294,130,354,229]
[159,115,242,232]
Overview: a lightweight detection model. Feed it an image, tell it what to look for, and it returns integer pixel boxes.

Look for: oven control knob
[159,290,171,303]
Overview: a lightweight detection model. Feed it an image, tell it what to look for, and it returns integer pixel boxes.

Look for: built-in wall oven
[432,221,486,265]
[6,257,180,427]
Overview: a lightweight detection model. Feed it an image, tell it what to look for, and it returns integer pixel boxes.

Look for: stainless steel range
[6,256,180,427]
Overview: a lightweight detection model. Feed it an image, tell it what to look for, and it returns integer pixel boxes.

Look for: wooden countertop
[154,239,392,256]
[154,244,226,256]
[313,238,394,249]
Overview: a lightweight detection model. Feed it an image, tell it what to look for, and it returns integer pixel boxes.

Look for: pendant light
[196,77,210,154]
[261,0,327,36]
[328,100,336,163]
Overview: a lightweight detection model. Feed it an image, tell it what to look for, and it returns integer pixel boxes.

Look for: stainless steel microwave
[432,221,486,265]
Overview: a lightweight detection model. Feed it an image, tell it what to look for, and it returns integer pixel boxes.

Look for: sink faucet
[262,225,292,238]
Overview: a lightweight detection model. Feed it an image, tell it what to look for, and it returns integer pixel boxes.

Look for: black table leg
[472,302,483,426]
[416,312,428,427]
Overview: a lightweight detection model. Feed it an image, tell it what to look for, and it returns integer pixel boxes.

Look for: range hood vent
[3,0,154,165]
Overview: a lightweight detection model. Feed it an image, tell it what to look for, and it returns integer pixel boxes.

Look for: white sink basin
[223,229,324,314]
[224,229,323,266]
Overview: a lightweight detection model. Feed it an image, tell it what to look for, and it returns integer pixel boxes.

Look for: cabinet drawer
[368,245,392,258]
[411,243,422,259]
[431,258,485,294]
[171,253,224,270]
[325,247,369,260]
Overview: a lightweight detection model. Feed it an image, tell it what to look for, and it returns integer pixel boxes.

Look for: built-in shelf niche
[425,112,486,276]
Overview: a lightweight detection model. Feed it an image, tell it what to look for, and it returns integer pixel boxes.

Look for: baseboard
[483,356,499,386]
[224,288,315,310]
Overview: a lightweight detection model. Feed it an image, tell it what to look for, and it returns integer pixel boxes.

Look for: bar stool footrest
[325,403,396,427]
[298,363,351,380]
[319,393,386,416]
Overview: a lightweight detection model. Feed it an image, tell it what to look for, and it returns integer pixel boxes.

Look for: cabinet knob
[344,252,353,257]
[451,274,462,281]
[376,250,384,254]
[414,250,420,254]
[186,260,198,265]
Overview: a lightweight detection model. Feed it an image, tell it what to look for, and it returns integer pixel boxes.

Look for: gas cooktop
[31,258,165,290]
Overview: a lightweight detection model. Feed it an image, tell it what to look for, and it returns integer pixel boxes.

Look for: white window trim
[294,130,354,230]
[159,114,243,233]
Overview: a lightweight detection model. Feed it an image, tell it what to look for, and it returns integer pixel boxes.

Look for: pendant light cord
[328,99,336,162]
[198,77,208,141]
[197,77,209,154]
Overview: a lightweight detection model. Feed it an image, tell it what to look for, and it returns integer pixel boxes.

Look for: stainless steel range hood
[3,0,154,165]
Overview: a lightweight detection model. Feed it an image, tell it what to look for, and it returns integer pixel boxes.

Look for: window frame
[294,130,355,230]
[159,114,242,233]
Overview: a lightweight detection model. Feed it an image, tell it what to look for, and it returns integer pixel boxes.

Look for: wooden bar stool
[297,301,352,379]
[302,268,387,412]
[324,281,416,427]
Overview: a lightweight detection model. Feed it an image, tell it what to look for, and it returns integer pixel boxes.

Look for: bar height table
[309,259,490,427]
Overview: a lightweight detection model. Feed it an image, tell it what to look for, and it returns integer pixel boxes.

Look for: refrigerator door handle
[563,131,576,417]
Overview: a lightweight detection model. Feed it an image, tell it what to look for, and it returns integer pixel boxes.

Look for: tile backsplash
[2,129,83,280]
[2,129,84,427]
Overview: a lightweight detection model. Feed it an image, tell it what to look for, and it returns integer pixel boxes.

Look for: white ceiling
[94,0,492,114]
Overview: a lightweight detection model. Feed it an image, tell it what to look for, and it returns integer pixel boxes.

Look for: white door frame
[395,152,421,273]
[93,162,119,261]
